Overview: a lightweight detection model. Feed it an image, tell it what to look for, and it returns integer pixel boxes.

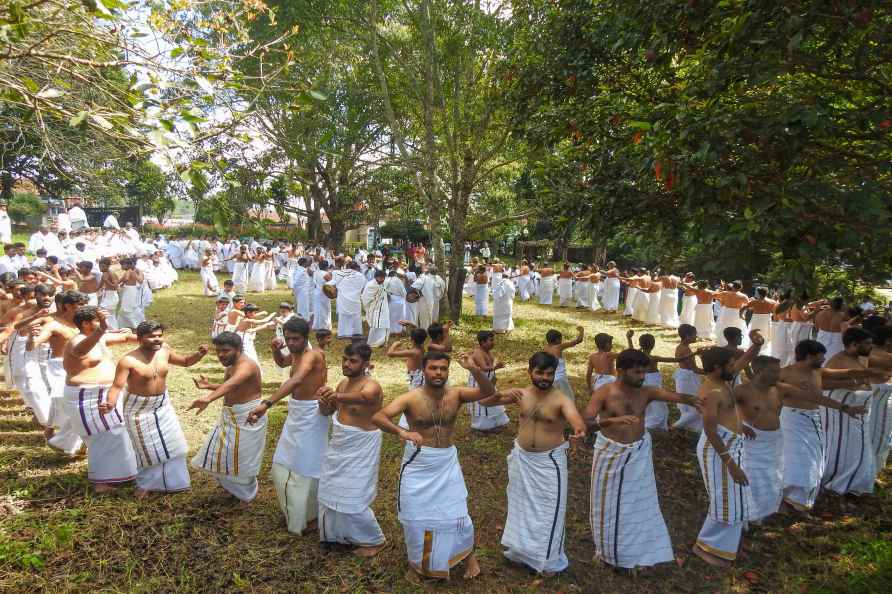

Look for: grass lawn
[1,271,889,593]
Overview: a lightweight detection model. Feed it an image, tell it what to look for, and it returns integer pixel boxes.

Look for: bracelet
[261,399,274,409]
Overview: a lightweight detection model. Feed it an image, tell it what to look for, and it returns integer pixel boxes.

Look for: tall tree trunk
[1,171,13,201]
[327,217,346,251]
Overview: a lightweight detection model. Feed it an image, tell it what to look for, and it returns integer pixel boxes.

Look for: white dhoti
[467,370,509,431]
[64,383,137,484]
[679,295,697,326]
[45,358,83,455]
[781,407,825,511]
[643,371,668,431]
[362,282,390,348]
[191,399,268,502]
[672,368,703,432]
[388,296,406,334]
[398,445,475,578]
[7,333,27,395]
[474,283,489,315]
[868,383,892,468]
[492,276,515,333]
[21,348,52,426]
[336,312,363,338]
[122,390,190,493]
[590,432,674,568]
[659,288,679,328]
[772,320,792,366]
[742,424,783,521]
[715,307,747,347]
[554,358,574,401]
[312,285,331,331]
[694,303,715,341]
[271,399,330,533]
[816,330,843,363]
[557,278,572,307]
[118,285,145,329]
[318,414,385,547]
[749,313,773,354]
[248,262,266,292]
[502,441,569,574]
[537,276,554,305]
[633,290,650,323]
[788,321,814,351]
[591,373,616,392]
[645,292,662,325]
[232,262,248,293]
[98,290,120,329]
[695,426,753,562]
[590,282,602,312]
[517,275,531,301]
[602,278,620,311]
[623,287,638,316]
[200,266,220,296]
[821,390,875,495]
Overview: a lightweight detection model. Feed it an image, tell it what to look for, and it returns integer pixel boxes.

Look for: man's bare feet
[692,543,730,567]
[134,488,150,500]
[94,483,115,494]
[301,518,318,535]
[353,542,387,557]
[463,554,481,579]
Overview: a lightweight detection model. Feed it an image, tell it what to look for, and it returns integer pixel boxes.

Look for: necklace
[422,393,444,447]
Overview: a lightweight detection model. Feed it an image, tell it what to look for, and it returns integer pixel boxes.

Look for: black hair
[756,287,768,298]
[427,323,444,341]
[344,342,372,362]
[594,333,613,351]
[77,261,93,271]
[283,316,310,338]
[638,333,656,352]
[795,339,826,361]
[244,303,260,313]
[678,324,697,339]
[700,347,735,373]
[871,326,892,347]
[47,255,58,265]
[136,320,164,338]
[223,279,234,286]
[477,330,495,344]
[315,329,332,340]
[410,328,428,346]
[374,268,386,278]
[751,355,780,372]
[73,306,99,329]
[545,329,562,344]
[422,350,450,368]
[617,349,650,370]
[60,290,87,307]
[723,327,742,343]
[830,297,844,311]
[297,257,308,266]
[212,331,243,351]
[34,283,55,297]
[862,315,887,333]
[528,351,558,371]
[842,327,872,348]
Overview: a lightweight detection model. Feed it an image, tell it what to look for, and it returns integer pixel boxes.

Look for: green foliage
[0,521,75,571]
[378,220,429,243]
[7,192,43,223]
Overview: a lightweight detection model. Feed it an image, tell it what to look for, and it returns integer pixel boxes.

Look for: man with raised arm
[63,307,139,492]
[246,317,328,533]
[100,321,207,498]
[692,330,763,567]
[371,351,495,580]
[584,349,699,570]
[316,342,387,556]
[485,351,586,574]
[188,331,266,504]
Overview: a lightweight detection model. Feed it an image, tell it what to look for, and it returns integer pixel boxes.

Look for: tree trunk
[327,217,346,251]
[1,171,13,201]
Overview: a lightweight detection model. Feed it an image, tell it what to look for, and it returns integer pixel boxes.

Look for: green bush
[7,192,44,224]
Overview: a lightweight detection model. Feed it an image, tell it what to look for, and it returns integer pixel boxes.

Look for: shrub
[7,192,44,224]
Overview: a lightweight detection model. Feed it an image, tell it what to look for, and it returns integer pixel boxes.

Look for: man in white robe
[384,271,407,335]
[361,269,390,347]
[0,203,12,243]
[291,257,313,320]
[491,268,515,333]
[430,269,447,322]
[332,263,366,338]
[411,269,437,330]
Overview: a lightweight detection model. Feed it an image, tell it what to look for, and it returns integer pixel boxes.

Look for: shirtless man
[692,330,763,566]
[626,329,693,430]
[586,332,619,392]
[372,351,495,579]
[73,261,100,305]
[693,281,717,341]
[102,321,207,497]
[484,351,586,574]
[28,290,87,454]
[544,326,584,401]
[63,307,139,492]
[714,282,750,347]
[467,330,509,432]
[188,331,266,503]
[118,258,146,329]
[601,261,622,313]
[743,288,777,353]
[387,328,427,388]
[584,349,698,569]
[97,258,121,329]
[248,317,329,534]
[673,324,704,431]
[316,342,387,556]
[814,297,847,360]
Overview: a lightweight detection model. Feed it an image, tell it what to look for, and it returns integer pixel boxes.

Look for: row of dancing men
[8,277,891,579]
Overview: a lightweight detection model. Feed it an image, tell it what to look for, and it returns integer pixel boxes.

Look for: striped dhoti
[64,383,137,484]
[742,424,783,521]
[781,407,825,511]
[272,398,330,533]
[868,383,892,468]
[318,414,385,547]
[695,426,753,562]
[398,444,474,578]
[590,432,674,568]
[821,390,875,495]
[502,441,569,574]
[191,399,268,502]
[672,368,703,432]
[122,390,190,493]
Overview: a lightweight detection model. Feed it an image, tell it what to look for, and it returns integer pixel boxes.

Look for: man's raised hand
[193,374,212,390]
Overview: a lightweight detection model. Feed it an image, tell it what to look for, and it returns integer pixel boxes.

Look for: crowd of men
[3,223,892,581]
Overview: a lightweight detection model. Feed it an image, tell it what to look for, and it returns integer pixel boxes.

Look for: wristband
[261,399,274,409]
